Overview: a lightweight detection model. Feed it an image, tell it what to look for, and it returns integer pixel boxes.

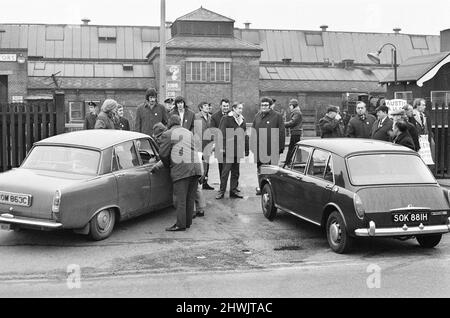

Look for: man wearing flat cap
[135,88,168,136]
[318,106,343,138]
[284,99,303,165]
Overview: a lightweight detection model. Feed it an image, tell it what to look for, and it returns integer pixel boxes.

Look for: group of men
[84,100,130,131]
[318,98,434,153]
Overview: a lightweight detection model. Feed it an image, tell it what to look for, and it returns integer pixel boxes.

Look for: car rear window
[347,154,436,186]
[22,146,100,175]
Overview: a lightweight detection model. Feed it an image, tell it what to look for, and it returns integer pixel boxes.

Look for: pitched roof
[260,79,386,93]
[175,7,234,22]
[380,51,450,86]
[165,36,262,51]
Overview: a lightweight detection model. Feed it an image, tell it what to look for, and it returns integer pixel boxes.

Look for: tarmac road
[0,156,450,297]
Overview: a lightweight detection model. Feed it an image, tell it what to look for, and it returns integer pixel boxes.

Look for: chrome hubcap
[262,193,270,209]
[97,210,111,232]
[330,222,341,243]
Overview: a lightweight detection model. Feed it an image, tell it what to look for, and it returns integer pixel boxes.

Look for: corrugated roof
[380,51,450,83]
[28,77,154,90]
[0,23,440,63]
[165,36,262,51]
[235,29,440,64]
[28,62,154,77]
[260,66,391,82]
[260,79,386,93]
[175,7,234,22]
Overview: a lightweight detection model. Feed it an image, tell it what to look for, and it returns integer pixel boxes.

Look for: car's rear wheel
[261,183,277,221]
[416,234,442,248]
[89,209,115,241]
[326,211,352,254]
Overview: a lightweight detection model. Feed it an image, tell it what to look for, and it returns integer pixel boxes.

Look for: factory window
[210,62,231,82]
[394,91,413,104]
[411,36,428,49]
[186,61,207,82]
[69,101,84,122]
[431,91,450,110]
[305,32,323,46]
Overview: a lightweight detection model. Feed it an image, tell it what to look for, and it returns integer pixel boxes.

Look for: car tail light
[52,190,61,217]
[354,193,365,219]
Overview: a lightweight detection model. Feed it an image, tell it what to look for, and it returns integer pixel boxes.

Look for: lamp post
[367,43,398,84]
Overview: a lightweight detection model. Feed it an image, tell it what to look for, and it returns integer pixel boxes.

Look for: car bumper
[0,214,62,230]
[355,219,450,237]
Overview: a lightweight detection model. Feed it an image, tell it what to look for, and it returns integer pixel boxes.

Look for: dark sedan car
[0,130,173,240]
[259,138,450,253]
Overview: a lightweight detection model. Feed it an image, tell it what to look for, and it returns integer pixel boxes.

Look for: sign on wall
[0,54,17,62]
[166,65,181,100]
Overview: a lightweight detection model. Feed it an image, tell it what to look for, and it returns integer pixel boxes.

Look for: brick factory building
[0,7,443,135]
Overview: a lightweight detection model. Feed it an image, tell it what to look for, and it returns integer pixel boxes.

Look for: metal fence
[431,102,450,178]
[0,93,65,172]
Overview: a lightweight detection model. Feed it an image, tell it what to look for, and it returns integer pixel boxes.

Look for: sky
[0,0,449,35]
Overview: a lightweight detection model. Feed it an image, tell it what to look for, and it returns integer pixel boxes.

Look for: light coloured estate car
[259,139,450,253]
[0,130,173,240]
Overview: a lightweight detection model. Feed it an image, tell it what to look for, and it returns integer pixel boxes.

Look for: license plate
[0,223,11,231]
[392,212,430,224]
[0,191,32,207]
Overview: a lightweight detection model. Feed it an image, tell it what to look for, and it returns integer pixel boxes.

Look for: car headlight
[354,193,365,220]
[52,190,61,215]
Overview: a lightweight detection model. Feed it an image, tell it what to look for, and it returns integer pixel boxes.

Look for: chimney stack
[393,27,401,34]
[81,18,91,25]
[320,25,328,32]
[244,22,251,29]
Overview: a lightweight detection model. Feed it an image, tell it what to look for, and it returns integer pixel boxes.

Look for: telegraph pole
[159,0,166,100]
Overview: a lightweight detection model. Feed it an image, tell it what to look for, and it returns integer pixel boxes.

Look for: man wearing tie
[371,105,393,141]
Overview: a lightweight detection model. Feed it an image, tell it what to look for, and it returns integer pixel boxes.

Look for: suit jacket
[194,111,212,151]
[252,109,285,157]
[159,125,203,182]
[394,131,415,150]
[210,110,228,128]
[170,107,195,132]
[219,113,247,160]
[371,117,393,142]
[346,114,376,138]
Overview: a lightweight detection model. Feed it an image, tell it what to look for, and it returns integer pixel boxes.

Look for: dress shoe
[255,187,261,195]
[192,213,196,219]
[235,187,241,193]
[216,192,224,199]
[165,224,186,231]
[230,192,244,199]
[202,183,214,190]
[196,210,205,217]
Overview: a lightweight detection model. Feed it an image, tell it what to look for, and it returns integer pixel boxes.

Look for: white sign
[385,99,407,115]
[418,135,434,165]
[0,54,17,62]
[12,96,24,103]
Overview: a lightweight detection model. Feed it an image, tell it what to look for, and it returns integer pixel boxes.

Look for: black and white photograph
[0,0,450,302]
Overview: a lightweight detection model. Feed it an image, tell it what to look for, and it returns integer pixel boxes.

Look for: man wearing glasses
[252,97,285,195]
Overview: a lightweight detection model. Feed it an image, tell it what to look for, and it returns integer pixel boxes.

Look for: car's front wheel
[416,234,442,248]
[326,211,352,254]
[89,209,116,241]
[261,183,277,221]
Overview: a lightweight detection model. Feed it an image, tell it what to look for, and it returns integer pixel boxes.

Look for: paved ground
[0,152,449,297]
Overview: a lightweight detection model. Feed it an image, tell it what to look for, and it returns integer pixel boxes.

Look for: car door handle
[294,175,302,180]
[325,184,334,190]
[116,173,126,178]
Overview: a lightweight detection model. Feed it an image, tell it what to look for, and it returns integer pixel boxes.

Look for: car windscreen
[22,146,100,176]
[347,153,436,186]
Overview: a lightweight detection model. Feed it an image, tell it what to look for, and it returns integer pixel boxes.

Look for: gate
[0,92,65,172]
[431,101,450,178]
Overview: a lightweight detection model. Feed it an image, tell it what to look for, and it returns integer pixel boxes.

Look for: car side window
[112,141,140,171]
[323,155,334,183]
[290,146,311,174]
[307,149,331,180]
[135,138,157,165]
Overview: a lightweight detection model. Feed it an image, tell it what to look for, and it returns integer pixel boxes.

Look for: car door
[303,149,334,224]
[275,146,312,216]
[136,138,172,210]
[112,140,150,217]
